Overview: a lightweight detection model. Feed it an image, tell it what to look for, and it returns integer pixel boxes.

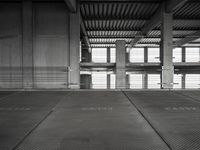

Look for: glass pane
[110,48,116,63]
[173,48,182,62]
[129,74,143,89]
[186,48,200,62]
[92,48,107,63]
[148,74,161,89]
[173,74,182,89]
[129,48,144,63]
[185,74,200,89]
[110,74,116,89]
[148,48,160,63]
[92,72,107,89]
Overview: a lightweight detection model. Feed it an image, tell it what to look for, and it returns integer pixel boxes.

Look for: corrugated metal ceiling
[81,2,160,20]
[80,0,200,47]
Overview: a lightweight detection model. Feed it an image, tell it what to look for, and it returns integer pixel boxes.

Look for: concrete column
[107,74,111,89]
[126,51,130,63]
[159,46,163,63]
[160,11,174,89]
[182,47,186,62]
[22,0,33,88]
[80,74,91,89]
[69,3,80,89]
[82,48,91,62]
[116,40,126,89]
[107,47,111,63]
[144,47,148,63]
[126,74,130,89]
[142,73,148,89]
[182,73,186,89]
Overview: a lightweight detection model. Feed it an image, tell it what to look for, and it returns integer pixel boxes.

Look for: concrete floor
[0,91,200,150]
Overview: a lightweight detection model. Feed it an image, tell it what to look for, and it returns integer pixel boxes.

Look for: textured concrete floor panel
[16,91,169,150]
[176,90,200,103]
[124,91,200,150]
[1,91,200,150]
[0,91,68,150]
[0,91,16,102]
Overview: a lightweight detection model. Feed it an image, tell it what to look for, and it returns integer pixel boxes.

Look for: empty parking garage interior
[0,0,200,149]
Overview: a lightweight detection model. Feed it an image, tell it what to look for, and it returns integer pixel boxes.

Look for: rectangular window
[186,48,200,62]
[185,74,200,89]
[110,48,116,63]
[92,48,107,63]
[129,74,143,89]
[92,72,107,89]
[173,48,182,62]
[110,74,116,89]
[148,48,160,63]
[129,48,144,63]
[173,74,182,89]
[148,74,161,89]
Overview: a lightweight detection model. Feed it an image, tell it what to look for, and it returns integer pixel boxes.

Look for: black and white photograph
[0,0,200,149]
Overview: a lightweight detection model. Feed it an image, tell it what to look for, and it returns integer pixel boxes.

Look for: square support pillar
[82,48,91,62]
[144,47,148,63]
[182,74,186,89]
[160,12,174,89]
[142,73,148,89]
[80,74,91,89]
[182,47,186,63]
[126,74,130,89]
[107,74,111,89]
[116,40,126,89]
[22,0,33,89]
[69,3,80,89]
[126,50,130,63]
[107,47,111,63]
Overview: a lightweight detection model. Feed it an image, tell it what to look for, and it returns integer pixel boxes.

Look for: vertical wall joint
[22,0,33,88]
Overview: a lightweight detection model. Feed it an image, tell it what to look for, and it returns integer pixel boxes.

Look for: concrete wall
[33,3,69,88]
[0,2,71,89]
[0,3,23,88]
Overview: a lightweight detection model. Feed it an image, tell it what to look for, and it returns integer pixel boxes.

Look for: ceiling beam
[129,37,144,46]
[81,0,162,3]
[166,0,188,12]
[88,37,182,40]
[174,31,200,46]
[90,42,160,45]
[129,0,188,47]
[87,29,199,32]
[64,0,76,12]
[80,17,90,47]
[83,18,200,21]
[90,39,200,47]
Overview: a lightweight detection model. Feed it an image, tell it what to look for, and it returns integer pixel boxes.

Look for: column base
[69,84,80,89]
[161,66,174,89]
